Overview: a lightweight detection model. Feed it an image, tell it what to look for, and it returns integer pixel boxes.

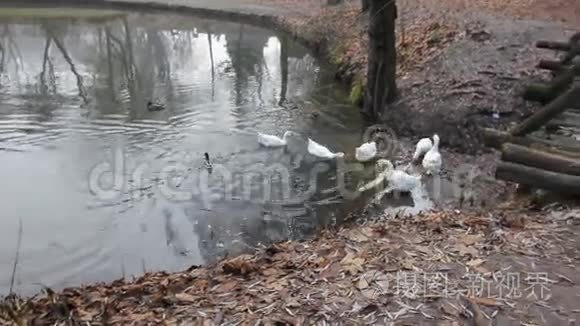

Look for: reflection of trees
[206,25,215,101]
[2,25,23,74]
[39,38,51,95]
[45,27,89,104]
[279,35,288,106]
[0,41,4,73]
[224,24,268,107]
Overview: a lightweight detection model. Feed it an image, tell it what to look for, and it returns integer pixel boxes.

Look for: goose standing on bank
[307,138,344,160]
[257,131,296,147]
[355,141,378,162]
[358,159,421,203]
[422,134,442,175]
[412,137,433,163]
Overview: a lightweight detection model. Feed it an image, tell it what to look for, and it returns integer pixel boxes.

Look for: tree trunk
[362,0,370,11]
[327,0,342,5]
[279,35,288,106]
[362,0,397,121]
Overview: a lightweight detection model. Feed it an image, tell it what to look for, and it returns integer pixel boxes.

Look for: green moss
[349,79,364,106]
[329,47,344,66]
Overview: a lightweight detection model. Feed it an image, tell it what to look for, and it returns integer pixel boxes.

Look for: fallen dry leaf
[262,268,281,277]
[347,229,369,242]
[460,234,483,246]
[341,252,365,275]
[401,259,415,270]
[457,243,479,257]
[466,259,485,267]
[470,297,502,307]
[465,298,488,326]
[440,301,460,317]
[217,281,238,293]
[174,293,197,303]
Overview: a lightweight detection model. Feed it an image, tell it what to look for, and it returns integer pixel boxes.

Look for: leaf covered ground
[3,196,579,325]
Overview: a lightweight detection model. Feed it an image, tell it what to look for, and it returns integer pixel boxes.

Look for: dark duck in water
[203,152,213,174]
[147,100,165,112]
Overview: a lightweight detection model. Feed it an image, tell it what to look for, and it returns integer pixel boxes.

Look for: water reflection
[0,9,365,295]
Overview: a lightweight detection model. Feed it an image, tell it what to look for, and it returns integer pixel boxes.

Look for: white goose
[358,159,421,203]
[422,134,442,175]
[412,137,433,162]
[307,138,344,159]
[355,141,378,162]
[257,131,295,147]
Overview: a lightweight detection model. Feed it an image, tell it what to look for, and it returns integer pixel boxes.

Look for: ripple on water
[0,9,365,295]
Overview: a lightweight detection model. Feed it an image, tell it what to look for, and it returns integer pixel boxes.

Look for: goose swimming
[355,141,378,162]
[257,131,296,147]
[307,138,344,160]
[147,100,165,112]
[203,152,213,174]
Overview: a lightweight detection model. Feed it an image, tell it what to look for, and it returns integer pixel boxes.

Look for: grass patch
[329,46,345,66]
[0,7,125,21]
[349,79,365,106]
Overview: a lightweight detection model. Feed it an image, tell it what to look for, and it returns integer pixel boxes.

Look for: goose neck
[432,135,440,149]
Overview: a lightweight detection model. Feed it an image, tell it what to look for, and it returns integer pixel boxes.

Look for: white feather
[413,137,433,161]
[422,134,442,175]
[307,138,344,159]
[358,159,422,202]
[257,131,294,147]
[355,141,378,162]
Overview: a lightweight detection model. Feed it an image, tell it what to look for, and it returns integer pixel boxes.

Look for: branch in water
[9,219,23,295]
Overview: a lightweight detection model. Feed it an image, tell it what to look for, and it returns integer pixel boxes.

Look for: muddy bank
[386,15,576,154]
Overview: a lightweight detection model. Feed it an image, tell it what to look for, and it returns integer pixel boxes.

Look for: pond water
[0,8,389,295]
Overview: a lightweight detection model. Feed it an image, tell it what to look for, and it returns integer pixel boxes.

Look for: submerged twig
[9,219,23,294]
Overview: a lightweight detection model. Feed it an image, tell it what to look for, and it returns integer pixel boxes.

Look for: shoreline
[4,202,580,324]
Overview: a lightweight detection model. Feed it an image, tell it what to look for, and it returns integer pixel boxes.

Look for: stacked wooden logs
[484,32,580,195]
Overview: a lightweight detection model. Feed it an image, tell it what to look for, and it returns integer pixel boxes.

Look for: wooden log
[546,113,580,129]
[561,111,580,120]
[537,60,568,71]
[501,143,580,176]
[496,162,580,195]
[562,38,580,64]
[536,40,571,51]
[523,69,575,103]
[514,84,580,136]
[483,128,580,156]
[524,64,580,103]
